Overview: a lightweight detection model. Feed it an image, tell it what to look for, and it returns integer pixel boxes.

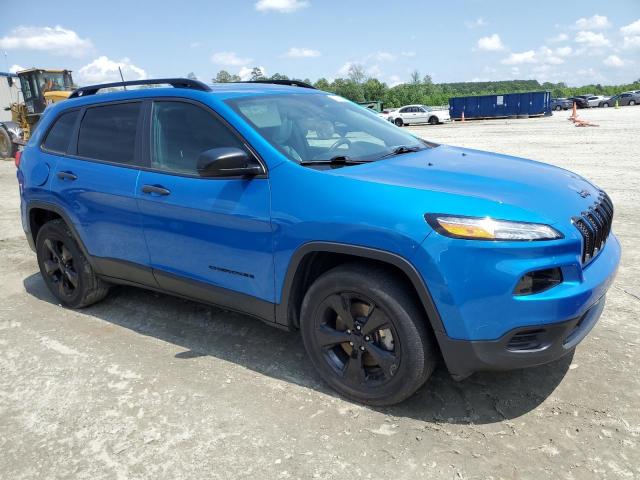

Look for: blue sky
[1,0,639,86]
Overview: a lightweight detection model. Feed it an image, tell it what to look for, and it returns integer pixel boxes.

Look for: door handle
[142,184,171,196]
[57,171,77,181]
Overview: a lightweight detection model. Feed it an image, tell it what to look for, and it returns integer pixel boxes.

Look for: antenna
[118,66,127,90]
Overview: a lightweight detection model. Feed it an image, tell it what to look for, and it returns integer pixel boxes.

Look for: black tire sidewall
[36,221,91,308]
[0,128,13,159]
[300,266,433,405]
[394,118,403,127]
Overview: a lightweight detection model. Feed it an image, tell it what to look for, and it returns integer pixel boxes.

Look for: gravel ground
[0,106,638,479]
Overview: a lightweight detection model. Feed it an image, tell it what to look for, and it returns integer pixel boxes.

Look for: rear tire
[36,219,109,308]
[394,118,403,127]
[554,105,562,111]
[300,263,436,406]
[602,103,609,108]
[630,100,636,106]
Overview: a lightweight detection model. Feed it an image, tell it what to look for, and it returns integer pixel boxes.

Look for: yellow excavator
[1,68,75,158]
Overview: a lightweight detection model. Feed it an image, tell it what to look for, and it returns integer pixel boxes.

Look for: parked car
[389,105,450,126]
[587,95,608,107]
[599,92,640,107]
[550,98,573,111]
[567,96,591,108]
[16,78,620,405]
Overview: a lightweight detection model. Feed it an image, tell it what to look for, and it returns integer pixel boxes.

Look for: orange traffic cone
[461,110,465,122]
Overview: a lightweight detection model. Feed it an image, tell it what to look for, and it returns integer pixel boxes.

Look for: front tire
[300,264,436,406]
[630,100,636,106]
[36,219,109,308]
[554,105,562,111]
[602,103,609,108]
[428,116,438,125]
[0,127,15,159]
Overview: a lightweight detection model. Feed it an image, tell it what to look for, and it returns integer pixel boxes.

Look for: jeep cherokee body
[16,79,620,405]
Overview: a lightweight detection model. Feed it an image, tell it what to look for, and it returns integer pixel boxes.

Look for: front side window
[77,102,141,164]
[42,110,79,153]
[226,93,429,164]
[150,101,247,174]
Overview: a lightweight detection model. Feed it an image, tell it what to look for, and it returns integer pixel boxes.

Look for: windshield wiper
[300,155,369,166]
[374,145,424,160]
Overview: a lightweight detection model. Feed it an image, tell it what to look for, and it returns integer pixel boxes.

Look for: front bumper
[437,295,606,380]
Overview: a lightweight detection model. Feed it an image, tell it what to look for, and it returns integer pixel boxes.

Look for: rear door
[48,101,154,285]
[135,99,274,309]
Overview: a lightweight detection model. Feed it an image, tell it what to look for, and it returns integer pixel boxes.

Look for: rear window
[42,110,79,153]
[77,102,141,164]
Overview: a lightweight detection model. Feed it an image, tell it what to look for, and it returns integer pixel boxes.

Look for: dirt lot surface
[1,107,639,479]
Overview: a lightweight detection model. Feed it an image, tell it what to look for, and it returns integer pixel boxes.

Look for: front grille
[573,191,614,264]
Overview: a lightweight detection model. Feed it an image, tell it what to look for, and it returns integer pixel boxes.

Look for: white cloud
[477,34,505,51]
[238,66,267,81]
[283,47,320,58]
[388,75,402,87]
[77,56,146,84]
[548,33,568,43]
[401,51,416,57]
[211,51,252,66]
[464,17,487,28]
[623,36,640,49]
[255,0,308,13]
[0,25,93,57]
[620,19,640,35]
[337,62,353,77]
[9,64,25,73]
[500,46,566,66]
[374,51,395,62]
[575,31,611,47]
[603,55,624,67]
[501,50,536,65]
[555,46,573,57]
[574,14,610,30]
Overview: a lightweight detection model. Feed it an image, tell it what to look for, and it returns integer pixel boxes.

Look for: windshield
[35,71,73,94]
[225,93,430,163]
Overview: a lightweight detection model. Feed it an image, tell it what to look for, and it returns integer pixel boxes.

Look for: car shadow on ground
[24,273,572,425]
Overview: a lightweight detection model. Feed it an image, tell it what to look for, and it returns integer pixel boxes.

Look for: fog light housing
[514,268,563,295]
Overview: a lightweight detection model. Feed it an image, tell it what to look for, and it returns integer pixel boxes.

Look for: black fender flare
[275,242,446,336]
[26,200,98,271]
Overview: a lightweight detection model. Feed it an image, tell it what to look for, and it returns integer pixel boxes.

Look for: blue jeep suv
[16,78,620,405]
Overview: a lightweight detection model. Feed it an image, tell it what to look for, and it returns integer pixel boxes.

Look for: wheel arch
[275,242,446,336]
[26,201,97,270]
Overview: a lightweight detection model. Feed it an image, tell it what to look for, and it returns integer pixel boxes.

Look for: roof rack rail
[244,79,316,89]
[69,78,211,98]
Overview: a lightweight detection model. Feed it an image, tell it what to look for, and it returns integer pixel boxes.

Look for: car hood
[329,145,601,225]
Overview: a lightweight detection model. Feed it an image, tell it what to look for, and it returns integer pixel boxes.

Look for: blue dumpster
[449,91,551,120]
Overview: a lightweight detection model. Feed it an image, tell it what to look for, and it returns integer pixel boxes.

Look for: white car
[586,95,607,107]
[389,105,450,126]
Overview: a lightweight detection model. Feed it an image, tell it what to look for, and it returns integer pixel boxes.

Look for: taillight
[14,150,21,168]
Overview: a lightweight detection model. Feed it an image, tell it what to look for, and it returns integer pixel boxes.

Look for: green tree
[213,70,240,83]
[270,73,289,80]
[333,78,365,102]
[363,78,388,101]
[250,67,265,81]
[313,78,332,91]
[347,64,367,84]
[186,72,197,80]
[410,70,421,85]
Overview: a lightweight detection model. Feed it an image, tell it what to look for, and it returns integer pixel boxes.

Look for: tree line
[201,65,640,108]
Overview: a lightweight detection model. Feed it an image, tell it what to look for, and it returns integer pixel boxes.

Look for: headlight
[424,214,563,241]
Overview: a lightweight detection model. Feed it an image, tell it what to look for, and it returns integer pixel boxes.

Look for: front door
[136,99,274,313]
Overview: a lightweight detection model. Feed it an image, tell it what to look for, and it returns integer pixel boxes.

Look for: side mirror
[196,147,264,178]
